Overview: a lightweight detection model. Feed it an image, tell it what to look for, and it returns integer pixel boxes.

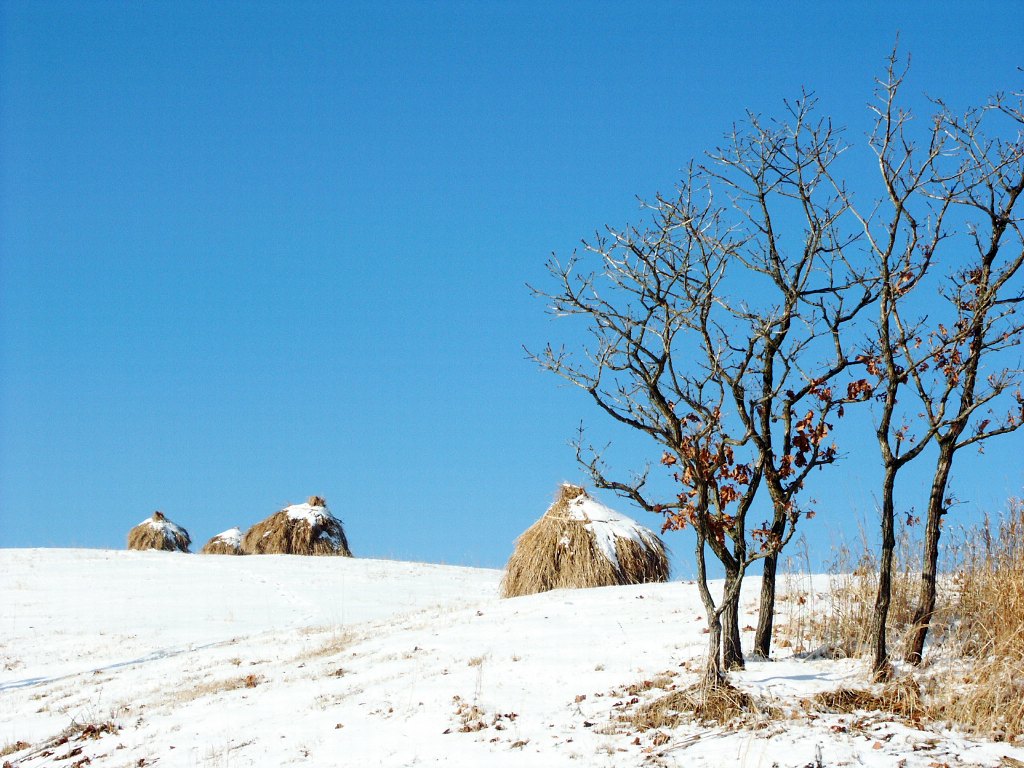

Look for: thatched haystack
[242,496,352,556]
[500,483,669,598]
[201,527,245,555]
[127,511,191,552]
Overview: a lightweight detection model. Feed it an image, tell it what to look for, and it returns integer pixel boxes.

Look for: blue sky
[1,1,1021,574]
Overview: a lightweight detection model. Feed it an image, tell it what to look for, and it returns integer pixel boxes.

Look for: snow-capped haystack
[127,511,191,553]
[242,496,352,556]
[200,526,245,555]
[500,483,668,598]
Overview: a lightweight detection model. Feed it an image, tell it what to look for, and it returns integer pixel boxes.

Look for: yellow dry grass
[812,676,924,720]
[774,526,922,658]
[781,501,1024,741]
[930,503,1024,740]
[163,674,263,706]
[630,680,755,729]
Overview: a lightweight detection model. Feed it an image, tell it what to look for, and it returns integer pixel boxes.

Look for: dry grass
[927,503,1024,740]
[774,525,925,659]
[166,674,263,706]
[813,676,925,720]
[780,501,1024,741]
[7,720,120,765]
[295,630,354,661]
[1,740,31,758]
[127,512,191,552]
[500,484,668,598]
[447,696,520,735]
[630,680,755,730]
[242,496,352,556]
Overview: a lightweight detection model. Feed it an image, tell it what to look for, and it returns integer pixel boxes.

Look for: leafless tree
[701,102,878,659]
[533,178,759,684]
[837,54,1024,679]
[530,97,875,685]
[900,90,1024,665]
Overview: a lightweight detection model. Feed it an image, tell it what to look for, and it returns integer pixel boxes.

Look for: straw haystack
[500,484,669,598]
[242,496,352,556]
[200,527,245,555]
[127,511,192,552]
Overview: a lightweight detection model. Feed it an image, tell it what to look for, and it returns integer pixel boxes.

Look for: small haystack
[500,483,669,598]
[242,496,352,556]
[127,511,192,552]
[201,527,245,555]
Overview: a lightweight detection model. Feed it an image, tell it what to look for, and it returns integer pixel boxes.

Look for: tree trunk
[753,514,787,658]
[721,566,745,670]
[905,440,955,664]
[870,468,898,681]
[704,612,724,685]
[694,532,725,686]
[752,552,778,659]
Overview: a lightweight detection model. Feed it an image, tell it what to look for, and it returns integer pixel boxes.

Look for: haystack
[500,483,669,598]
[200,527,245,555]
[242,496,352,556]
[127,511,191,552]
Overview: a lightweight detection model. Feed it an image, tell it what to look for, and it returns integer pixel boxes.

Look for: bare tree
[700,101,878,659]
[534,177,761,684]
[839,54,1024,679]
[833,54,951,681]
[901,91,1024,665]
[530,96,875,684]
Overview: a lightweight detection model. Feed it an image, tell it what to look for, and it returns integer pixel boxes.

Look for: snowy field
[2,549,1022,767]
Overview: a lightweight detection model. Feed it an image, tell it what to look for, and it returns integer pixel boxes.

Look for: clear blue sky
[1,1,1021,574]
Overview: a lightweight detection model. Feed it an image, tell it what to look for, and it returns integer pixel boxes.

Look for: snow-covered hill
[1,549,1021,767]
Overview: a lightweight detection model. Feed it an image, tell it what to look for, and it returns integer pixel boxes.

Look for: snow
[140,515,188,539]
[565,493,659,568]
[210,527,242,546]
[1,548,1022,767]
[284,501,335,525]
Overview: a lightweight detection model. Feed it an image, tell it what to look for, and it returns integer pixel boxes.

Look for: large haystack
[500,483,669,598]
[200,527,245,555]
[242,496,352,556]
[127,511,191,552]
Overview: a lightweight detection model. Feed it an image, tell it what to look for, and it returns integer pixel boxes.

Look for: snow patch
[565,494,658,568]
[140,516,188,538]
[210,527,242,547]
[284,502,335,526]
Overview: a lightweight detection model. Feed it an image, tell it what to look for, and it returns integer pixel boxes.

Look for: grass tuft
[630,680,754,729]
